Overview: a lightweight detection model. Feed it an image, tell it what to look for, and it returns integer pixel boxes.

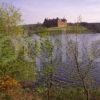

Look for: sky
[0,0,100,24]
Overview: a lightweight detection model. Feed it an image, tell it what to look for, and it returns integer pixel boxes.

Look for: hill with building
[22,18,100,35]
[43,18,67,28]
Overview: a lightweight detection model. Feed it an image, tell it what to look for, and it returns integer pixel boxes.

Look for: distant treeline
[68,22,100,33]
[23,22,100,34]
[80,22,100,33]
[22,23,46,35]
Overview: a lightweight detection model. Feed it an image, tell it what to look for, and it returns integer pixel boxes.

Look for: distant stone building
[43,18,67,28]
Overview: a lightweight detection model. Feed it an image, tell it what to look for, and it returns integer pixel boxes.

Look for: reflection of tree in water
[54,39,62,65]
[91,40,100,60]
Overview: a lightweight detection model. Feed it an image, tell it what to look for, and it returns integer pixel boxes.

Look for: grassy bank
[48,25,88,33]
[0,83,99,100]
[24,24,89,36]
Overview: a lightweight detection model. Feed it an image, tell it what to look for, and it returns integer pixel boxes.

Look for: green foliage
[0,37,15,63]
[0,46,36,81]
[41,39,53,58]
[33,41,41,56]
[0,3,23,36]
[43,66,54,75]
[0,3,36,81]
[36,86,47,94]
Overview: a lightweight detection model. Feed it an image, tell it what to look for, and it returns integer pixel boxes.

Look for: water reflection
[26,33,100,85]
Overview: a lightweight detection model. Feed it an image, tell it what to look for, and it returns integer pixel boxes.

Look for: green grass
[30,25,89,36]
[48,25,88,33]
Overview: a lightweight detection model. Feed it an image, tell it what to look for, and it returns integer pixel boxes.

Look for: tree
[38,38,54,100]
[0,3,23,36]
[65,18,95,100]
[0,3,36,82]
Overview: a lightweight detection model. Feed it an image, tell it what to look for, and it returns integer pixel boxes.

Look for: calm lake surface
[29,33,100,86]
